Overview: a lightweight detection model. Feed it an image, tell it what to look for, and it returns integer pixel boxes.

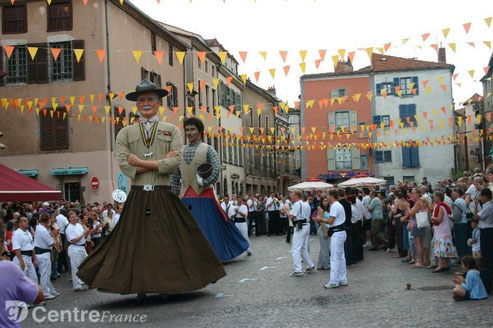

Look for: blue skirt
[182,197,249,261]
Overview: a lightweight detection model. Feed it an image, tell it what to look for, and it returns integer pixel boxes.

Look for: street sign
[91,177,100,190]
[220,165,226,170]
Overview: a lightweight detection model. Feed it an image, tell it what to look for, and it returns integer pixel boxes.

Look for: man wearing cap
[77,80,226,296]
[171,117,248,260]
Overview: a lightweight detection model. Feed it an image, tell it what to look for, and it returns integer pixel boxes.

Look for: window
[384,177,395,186]
[197,80,202,109]
[205,60,208,73]
[335,111,349,130]
[265,116,269,133]
[198,59,202,70]
[168,45,173,66]
[6,45,27,84]
[375,150,392,163]
[222,133,228,163]
[358,122,368,137]
[166,82,178,108]
[212,89,216,114]
[375,82,393,96]
[47,0,73,32]
[402,144,420,167]
[149,71,161,88]
[26,43,48,84]
[361,155,368,169]
[2,4,27,34]
[141,67,149,80]
[228,134,233,164]
[205,85,210,113]
[212,65,215,77]
[151,32,156,52]
[400,77,412,95]
[239,141,243,166]
[403,176,415,183]
[399,104,417,127]
[373,115,390,127]
[234,139,238,165]
[336,148,352,170]
[40,107,69,151]
[50,42,72,81]
[331,88,347,98]
[214,136,219,153]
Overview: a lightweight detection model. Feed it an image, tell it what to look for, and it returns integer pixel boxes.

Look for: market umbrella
[288,178,333,192]
[338,176,387,188]
[0,163,62,201]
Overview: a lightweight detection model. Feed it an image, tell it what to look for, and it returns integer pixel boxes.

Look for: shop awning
[17,169,39,177]
[0,164,62,202]
[50,167,88,176]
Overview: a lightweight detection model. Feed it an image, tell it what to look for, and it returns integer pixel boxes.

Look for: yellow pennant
[259,51,267,60]
[132,50,142,64]
[484,41,492,49]
[306,100,315,108]
[70,96,75,105]
[468,70,475,78]
[187,107,193,115]
[90,94,95,103]
[338,49,345,59]
[442,28,450,38]
[179,115,185,122]
[213,78,219,89]
[187,82,194,94]
[425,86,432,94]
[448,43,456,53]
[119,0,124,5]
[243,104,250,113]
[176,51,186,64]
[365,47,373,59]
[27,47,38,60]
[269,68,276,79]
[299,50,307,62]
[73,49,84,63]
[52,103,58,111]
[486,17,492,28]
[159,106,165,115]
[353,93,361,102]
[332,55,339,68]
[299,62,306,74]
[218,51,228,64]
[240,74,247,84]
[438,76,445,84]
[104,106,111,114]
[47,0,52,4]
[78,105,84,113]
[20,105,25,113]
[402,38,410,45]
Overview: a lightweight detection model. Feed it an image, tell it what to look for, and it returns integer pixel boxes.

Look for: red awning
[0,164,62,202]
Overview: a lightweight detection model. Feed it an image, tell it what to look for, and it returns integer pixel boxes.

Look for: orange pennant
[51,48,62,61]
[199,80,206,91]
[279,51,288,62]
[318,49,326,61]
[283,65,290,76]
[422,33,430,41]
[96,49,106,64]
[226,76,232,86]
[348,51,355,63]
[315,59,321,69]
[463,22,471,34]
[4,46,15,59]
[238,51,248,63]
[197,51,206,64]
[254,71,260,82]
[154,51,164,64]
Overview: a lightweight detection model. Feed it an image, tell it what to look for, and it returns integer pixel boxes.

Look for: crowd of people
[0,200,124,306]
[216,168,493,300]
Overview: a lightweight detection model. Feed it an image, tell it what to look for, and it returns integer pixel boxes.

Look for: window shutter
[327,149,335,170]
[393,78,400,96]
[72,40,85,81]
[349,111,357,130]
[0,47,4,87]
[384,151,392,162]
[351,147,361,170]
[402,147,411,167]
[376,83,381,96]
[412,76,419,95]
[373,115,381,125]
[409,104,416,125]
[375,151,382,163]
[54,107,69,149]
[40,111,54,150]
[411,145,419,166]
[27,43,48,84]
[328,111,335,129]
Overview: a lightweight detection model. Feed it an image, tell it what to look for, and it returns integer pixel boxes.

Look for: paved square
[22,235,493,327]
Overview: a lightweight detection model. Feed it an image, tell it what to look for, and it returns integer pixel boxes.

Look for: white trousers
[37,252,56,297]
[235,222,251,252]
[329,231,347,285]
[13,254,38,284]
[291,224,314,273]
[68,245,87,290]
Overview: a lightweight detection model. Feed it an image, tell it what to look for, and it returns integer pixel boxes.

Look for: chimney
[267,86,276,95]
[335,59,353,73]
[438,47,447,64]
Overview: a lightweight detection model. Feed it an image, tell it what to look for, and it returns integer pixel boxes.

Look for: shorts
[411,226,426,237]
[363,219,372,231]
[422,226,431,249]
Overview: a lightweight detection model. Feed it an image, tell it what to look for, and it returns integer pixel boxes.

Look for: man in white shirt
[65,211,90,292]
[247,194,258,236]
[229,198,251,256]
[221,196,232,217]
[12,216,38,284]
[55,209,69,274]
[266,192,281,236]
[361,187,372,247]
[102,203,116,217]
[285,190,315,277]
[314,189,347,289]
[111,204,123,231]
[34,213,59,299]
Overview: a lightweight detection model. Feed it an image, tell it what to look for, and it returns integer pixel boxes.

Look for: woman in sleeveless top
[315,197,330,270]
[431,191,455,272]
[391,190,409,259]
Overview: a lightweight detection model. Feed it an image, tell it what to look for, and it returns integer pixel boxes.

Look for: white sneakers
[290,272,303,277]
[324,282,348,289]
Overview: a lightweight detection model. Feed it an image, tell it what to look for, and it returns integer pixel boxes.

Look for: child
[452,256,488,301]
[468,220,481,259]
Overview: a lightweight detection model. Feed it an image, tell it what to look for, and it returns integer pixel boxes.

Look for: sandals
[411,264,425,268]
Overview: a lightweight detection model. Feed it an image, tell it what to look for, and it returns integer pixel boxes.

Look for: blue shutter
[399,105,407,126]
[408,104,416,126]
[410,145,420,166]
[384,151,392,162]
[402,147,411,167]
[375,151,383,163]
[412,76,419,95]
[373,115,381,125]
[376,83,381,96]
[393,78,399,97]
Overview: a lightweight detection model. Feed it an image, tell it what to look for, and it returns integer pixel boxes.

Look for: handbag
[416,211,429,228]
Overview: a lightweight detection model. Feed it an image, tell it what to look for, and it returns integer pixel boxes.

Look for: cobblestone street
[23,235,493,328]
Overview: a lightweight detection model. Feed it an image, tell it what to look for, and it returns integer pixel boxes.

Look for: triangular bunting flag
[365,47,373,59]
[96,49,106,63]
[226,76,232,86]
[279,51,288,62]
[299,50,307,62]
[154,51,164,64]
[27,47,38,60]
[132,50,142,64]
[213,78,219,89]
[240,74,247,84]
[176,51,186,64]
[269,68,276,78]
[299,62,306,74]
[259,51,267,60]
[283,65,290,76]
[448,43,456,53]
[463,22,471,34]
[315,59,321,69]
[422,33,430,41]
[218,51,227,63]
[51,48,61,61]
[348,51,355,63]
[442,28,450,38]
[254,71,260,82]
[238,51,247,63]
[73,49,84,63]
[318,49,326,61]
[484,41,492,49]
[4,46,15,59]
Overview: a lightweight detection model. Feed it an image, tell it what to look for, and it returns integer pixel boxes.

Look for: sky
[131,0,493,107]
